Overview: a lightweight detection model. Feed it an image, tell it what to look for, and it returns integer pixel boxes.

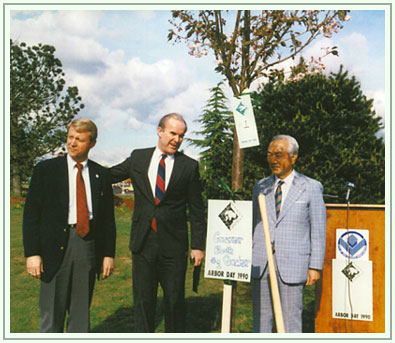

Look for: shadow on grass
[92,290,314,333]
[91,293,222,333]
[185,293,222,332]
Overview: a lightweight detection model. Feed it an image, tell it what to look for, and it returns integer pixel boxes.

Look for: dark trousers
[39,228,96,333]
[132,230,188,333]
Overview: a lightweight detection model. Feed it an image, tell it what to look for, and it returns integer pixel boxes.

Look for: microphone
[345,181,356,202]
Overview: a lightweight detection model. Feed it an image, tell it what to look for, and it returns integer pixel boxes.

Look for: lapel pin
[96,174,99,178]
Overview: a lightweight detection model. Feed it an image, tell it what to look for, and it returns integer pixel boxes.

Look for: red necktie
[76,163,90,237]
[152,154,166,232]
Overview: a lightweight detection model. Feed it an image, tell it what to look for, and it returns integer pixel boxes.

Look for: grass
[9,198,316,333]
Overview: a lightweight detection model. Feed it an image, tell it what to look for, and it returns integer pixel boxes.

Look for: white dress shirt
[67,154,93,224]
[148,147,175,197]
[274,169,296,211]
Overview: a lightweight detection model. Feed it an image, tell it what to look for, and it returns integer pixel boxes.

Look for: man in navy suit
[251,135,326,333]
[23,118,116,332]
[110,113,206,333]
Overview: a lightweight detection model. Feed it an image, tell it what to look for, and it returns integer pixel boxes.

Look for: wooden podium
[315,204,385,333]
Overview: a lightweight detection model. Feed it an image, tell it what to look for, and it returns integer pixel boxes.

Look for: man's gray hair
[271,135,299,156]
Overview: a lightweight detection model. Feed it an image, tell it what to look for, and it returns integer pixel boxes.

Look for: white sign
[231,94,260,149]
[332,259,373,321]
[332,228,373,321]
[204,200,252,282]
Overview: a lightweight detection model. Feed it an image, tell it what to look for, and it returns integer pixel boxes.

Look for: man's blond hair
[68,118,97,142]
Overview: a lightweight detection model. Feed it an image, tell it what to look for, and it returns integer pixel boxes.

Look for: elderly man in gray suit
[251,134,327,333]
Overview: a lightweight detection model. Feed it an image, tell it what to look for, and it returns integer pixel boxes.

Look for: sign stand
[204,199,253,333]
[221,281,234,333]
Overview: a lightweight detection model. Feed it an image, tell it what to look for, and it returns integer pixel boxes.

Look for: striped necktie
[275,180,284,219]
[152,154,167,231]
[76,163,90,237]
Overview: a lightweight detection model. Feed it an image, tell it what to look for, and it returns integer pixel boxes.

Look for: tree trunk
[230,10,250,193]
[12,174,21,196]
[231,129,244,191]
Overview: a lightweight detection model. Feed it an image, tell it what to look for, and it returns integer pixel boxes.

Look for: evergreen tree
[244,66,384,204]
[188,82,234,201]
[192,68,384,204]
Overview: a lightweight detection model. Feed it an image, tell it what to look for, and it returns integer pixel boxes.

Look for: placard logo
[218,202,242,231]
[236,102,247,115]
[342,261,361,282]
[338,231,367,259]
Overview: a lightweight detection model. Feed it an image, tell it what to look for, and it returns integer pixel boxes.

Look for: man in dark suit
[110,113,206,333]
[251,135,326,332]
[23,118,116,333]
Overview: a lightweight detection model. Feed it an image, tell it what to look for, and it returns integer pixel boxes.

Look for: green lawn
[9,198,316,333]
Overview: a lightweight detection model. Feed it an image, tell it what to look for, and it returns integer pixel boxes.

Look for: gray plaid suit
[251,171,326,332]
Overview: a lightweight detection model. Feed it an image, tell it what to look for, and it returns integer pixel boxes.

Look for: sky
[8,5,387,167]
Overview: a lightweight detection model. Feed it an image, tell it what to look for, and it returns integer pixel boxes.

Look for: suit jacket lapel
[88,160,100,216]
[277,172,305,223]
[260,175,276,224]
[59,156,69,214]
[164,152,185,198]
[142,148,156,202]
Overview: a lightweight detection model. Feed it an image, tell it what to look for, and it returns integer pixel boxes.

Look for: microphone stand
[345,182,355,333]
